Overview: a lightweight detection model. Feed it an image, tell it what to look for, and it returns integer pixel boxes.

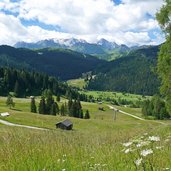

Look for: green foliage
[50,102,59,115]
[60,104,65,116]
[0,45,105,80]
[142,95,170,119]
[56,94,60,102]
[87,46,160,95]
[84,110,90,119]
[30,97,37,113]
[0,67,87,103]
[38,96,46,114]
[156,0,171,115]
[6,95,15,109]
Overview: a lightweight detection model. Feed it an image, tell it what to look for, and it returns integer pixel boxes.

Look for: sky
[0,0,165,46]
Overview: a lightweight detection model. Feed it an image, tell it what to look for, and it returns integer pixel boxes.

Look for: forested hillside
[87,46,160,95]
[0,67,84,99]
[0,45,105,80]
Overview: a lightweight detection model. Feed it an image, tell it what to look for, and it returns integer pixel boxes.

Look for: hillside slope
[0,45,105,80]
[87,46,160,95]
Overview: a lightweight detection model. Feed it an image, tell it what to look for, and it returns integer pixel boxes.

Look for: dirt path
[107,105,167,125]
[107,105,145,121]
[0,119,48,130]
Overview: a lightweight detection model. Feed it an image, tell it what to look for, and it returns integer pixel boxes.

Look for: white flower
[102,164,107,167]
[125,148,131,154]
[140,149,153,157]
[123,142,133,147]
[149,136,160,142]
[165,139,170,142]
[136,141,150,147]
[156,146,164,150]
[62,169,66,171]
[134,158,142,166]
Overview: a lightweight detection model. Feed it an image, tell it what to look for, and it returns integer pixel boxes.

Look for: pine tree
[44,89,54,114]
[56,94,60,102]
[84,110,90,119]
[14,80,20,97]
[79,109,84,119]
[68,98,73,116]
[30,97,37,113]
[50,102,58,115]
[6,95,15,109]
[38,96,46,114]
[60,104,65,116]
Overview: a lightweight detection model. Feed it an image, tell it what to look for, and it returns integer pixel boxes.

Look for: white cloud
[0,0,165,46]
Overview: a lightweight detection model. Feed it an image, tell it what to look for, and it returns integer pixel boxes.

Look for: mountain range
[0,42,160,95]
[14,38,131,60]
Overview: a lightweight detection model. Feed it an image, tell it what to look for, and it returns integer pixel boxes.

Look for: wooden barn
[56,119,73,130]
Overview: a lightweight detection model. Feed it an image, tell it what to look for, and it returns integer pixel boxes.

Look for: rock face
[14,38,130,55]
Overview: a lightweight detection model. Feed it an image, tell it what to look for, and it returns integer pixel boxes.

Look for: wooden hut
[56,119,73,130]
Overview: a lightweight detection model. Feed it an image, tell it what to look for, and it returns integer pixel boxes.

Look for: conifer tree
[14,80,19,97]
[79,109,84,119]
[60,104,65,116]
[84,110,90,119]
[50,102,58,115]
[30,97,37,113]
[56,94,60,102]
[39,96,46,114]
[6,95,15,109]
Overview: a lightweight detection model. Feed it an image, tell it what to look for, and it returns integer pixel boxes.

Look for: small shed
[56,119,73,130]
[0,112,10,117]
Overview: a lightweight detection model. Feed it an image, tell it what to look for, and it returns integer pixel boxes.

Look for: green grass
[67,78,86,89]
[0,96,171,170]
[80,90,150,103]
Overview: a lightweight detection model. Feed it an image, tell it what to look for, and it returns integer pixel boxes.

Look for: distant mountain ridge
[14,38,132,60]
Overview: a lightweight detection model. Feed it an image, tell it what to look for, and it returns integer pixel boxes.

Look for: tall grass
[0,122,171,170]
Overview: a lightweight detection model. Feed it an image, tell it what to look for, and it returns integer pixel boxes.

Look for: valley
[0,0,171,170]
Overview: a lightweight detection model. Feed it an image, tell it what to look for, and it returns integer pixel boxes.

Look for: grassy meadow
[67,78,86,89]
[0,96,171,171]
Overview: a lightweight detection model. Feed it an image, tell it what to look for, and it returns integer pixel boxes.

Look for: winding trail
[0,119,48,130]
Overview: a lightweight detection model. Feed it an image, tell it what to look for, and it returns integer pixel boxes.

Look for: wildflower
[136,141,150,148]
[144,133,148,136]
[165,139,170,142]
[149,136,160,142]
[123,142,133,147]
[134,158,142,166]
[156,146,164,150]
[125,148,131,154]
[140,149,153,157]
[62,169,66,171]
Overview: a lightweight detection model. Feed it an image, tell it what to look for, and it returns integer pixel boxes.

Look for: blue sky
[0,0,165,46]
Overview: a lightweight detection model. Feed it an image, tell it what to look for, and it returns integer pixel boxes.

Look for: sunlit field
[0,96,171,171]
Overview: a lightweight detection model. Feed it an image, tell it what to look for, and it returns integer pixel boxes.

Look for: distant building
[0,112,10,117]
[98,107,104,111]
[56,119,73,130]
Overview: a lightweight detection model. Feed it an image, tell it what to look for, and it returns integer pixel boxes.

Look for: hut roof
[56,119,73,127]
